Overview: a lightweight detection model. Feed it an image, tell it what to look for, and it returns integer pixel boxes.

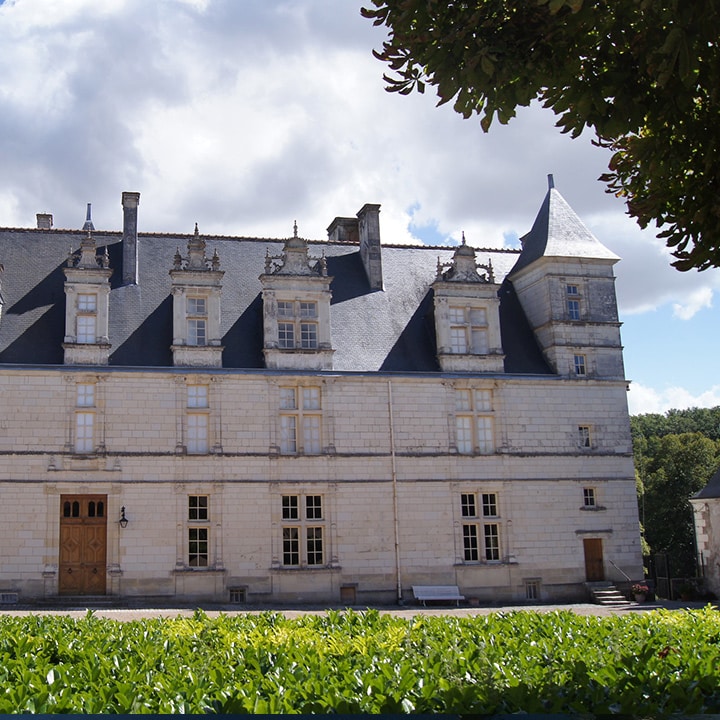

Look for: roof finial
[82,203,95,232]
[547,174,555,190]
[461,231,466,246]
[293,220,298,238]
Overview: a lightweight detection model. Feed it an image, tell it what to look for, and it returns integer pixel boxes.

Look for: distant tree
[362,0,720,271]
[637,432,720,576]
[632,406,720,442]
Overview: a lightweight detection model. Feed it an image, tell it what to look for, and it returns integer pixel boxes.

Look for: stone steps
[588,583,632,607]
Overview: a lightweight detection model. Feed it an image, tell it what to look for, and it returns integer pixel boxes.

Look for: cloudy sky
[1,0,719,416]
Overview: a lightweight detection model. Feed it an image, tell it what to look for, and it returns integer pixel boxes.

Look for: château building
[0,178,643,604]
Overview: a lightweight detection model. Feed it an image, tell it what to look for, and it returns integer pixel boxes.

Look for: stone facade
[691,468,720,597]
[0,178,643,604]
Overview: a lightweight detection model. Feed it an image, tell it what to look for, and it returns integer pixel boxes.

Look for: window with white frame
[75,383,95,453]
[566,284,581,321]
[188,495,209,567]
[455,389,494,454]
[187,296,208,346]
[461,492,501,562]
[448,306,488,354]
[281,494,325,567]
[279,386,321,454]
[187,385,209,454]
[578,425,592,449]
[76,293,97,344]
[583,487,596,508]
[277,300,318,350]
[573,354,587,376]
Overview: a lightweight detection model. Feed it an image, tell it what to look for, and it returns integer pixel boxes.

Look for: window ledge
[580,506,607,512]
[270,565,341,573]
[173,567,226,574]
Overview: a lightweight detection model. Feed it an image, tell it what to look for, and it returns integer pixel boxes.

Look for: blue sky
[0,0,718,416]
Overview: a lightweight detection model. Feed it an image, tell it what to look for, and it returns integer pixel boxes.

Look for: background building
[0,178,642,604]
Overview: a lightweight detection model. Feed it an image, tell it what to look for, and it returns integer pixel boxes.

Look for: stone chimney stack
[36,213,53,230]
[356,203,383,291]
[121,191,141,285]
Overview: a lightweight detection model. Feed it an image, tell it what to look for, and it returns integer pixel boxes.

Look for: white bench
[412,585,465,606]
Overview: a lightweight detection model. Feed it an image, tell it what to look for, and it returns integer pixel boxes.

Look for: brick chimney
[36,213,53,230]
[356,203,383,291]
[121,192,140,285]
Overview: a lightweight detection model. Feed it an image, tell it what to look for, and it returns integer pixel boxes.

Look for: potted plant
[632,583,649,602]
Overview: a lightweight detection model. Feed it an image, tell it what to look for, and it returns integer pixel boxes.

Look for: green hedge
[0,607,718,713]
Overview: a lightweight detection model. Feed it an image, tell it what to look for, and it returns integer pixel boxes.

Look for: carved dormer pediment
[260,223,334,371]
[169,224,224,368]
[62,230,113,365]
[433,235,504,373]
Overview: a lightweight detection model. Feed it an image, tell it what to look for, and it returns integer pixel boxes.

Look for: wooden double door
[59,495,107,595]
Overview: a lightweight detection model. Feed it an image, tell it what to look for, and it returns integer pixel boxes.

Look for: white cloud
[628,382,720,416]
[672,287,714,320]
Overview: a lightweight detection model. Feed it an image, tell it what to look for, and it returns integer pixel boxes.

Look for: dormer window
[449,306,488,354]
[277,300,318,350]
[260,226,333,370]
[76,293,97,344]
[187,297,208,346]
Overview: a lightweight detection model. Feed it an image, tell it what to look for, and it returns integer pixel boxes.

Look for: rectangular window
[277,300,319,349]
[455,388,494,455]
[76,314,96,344]
[306,495,322,519]
[75,412,94,453]
[456,416,473,454]
[188,495,208,521]
[482,493,498,517]
[461,493,476,518]
[279,386,321,455]
[573,354,587,376]
[188,319,207,346]
[77,384,94,408]
[566,286,581,321]
[77,293,97,313]
[281,494,326,567]
[583,487,596,507]
[299,302,317,318]
[567,299,580,321]
[484,523,500,561]
[300,322,318,349]
[280,414,297,454]
[187,297,207,316]
[578,425,592,448]
[188,527,208,567]
[463,524,479,562]
[476,416,494,455]
[306,527,324,565]
[187,413,208,454]
[282,495,299,520]
[277,301,294,318]
[449,306,489,354]
[187,385,208,408]
[282,527,300,566]
[278,322,295,349]
[525,579,541,601]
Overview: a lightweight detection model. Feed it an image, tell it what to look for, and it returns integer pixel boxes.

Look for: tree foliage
[632,407,720,577]
[362,0,720,271]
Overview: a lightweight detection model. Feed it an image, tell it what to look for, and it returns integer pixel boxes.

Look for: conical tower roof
[511,175,619,275]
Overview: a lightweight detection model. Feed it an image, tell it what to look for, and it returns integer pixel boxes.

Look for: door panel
[583,538,604,582]
[59,495,107,595]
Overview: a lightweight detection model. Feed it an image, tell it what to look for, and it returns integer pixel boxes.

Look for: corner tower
[508,176,624,379]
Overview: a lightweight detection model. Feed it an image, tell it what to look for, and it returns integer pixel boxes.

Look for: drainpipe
[387,380,402,604]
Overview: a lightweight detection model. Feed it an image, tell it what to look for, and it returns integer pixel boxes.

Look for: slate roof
[511,180,620,275]
[0,186,614,375]
[694,467,720,500]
